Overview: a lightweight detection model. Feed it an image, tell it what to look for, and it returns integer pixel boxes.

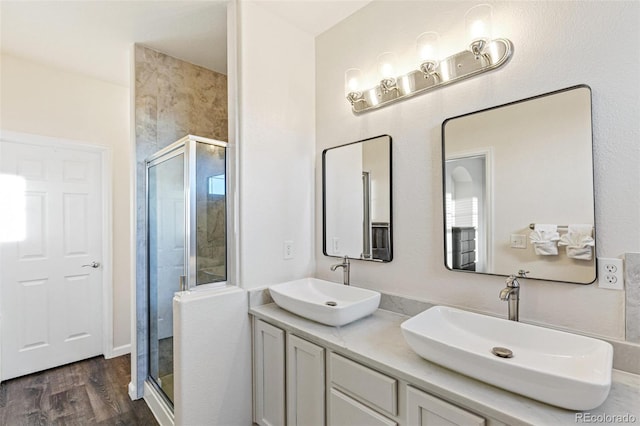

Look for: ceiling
[1,1,228,86]
[257,1,371,36]
[0,0,370,87]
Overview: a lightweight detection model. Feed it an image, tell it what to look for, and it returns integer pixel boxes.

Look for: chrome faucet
[499,275,520,321]
[330,256,350,286]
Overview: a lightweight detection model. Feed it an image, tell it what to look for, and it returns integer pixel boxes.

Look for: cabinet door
[406,386,485,426]
[287,334,325,426]
[329,388,397,426]
[254,319,286,426]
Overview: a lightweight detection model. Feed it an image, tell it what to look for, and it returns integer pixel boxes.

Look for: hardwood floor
[0,355,159,426]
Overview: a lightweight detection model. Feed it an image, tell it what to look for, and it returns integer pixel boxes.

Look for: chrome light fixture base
[419,60,438,79]
[346,91,364,105]
[350,38,513,114]
[379,78,398,94]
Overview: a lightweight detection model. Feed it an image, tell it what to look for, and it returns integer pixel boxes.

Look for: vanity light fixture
[345,4,512,114]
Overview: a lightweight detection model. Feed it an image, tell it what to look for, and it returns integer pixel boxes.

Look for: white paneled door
[0,141,103,380]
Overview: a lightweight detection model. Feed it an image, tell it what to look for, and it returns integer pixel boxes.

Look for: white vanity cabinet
[252,316,498,426]
[253,319,325,426]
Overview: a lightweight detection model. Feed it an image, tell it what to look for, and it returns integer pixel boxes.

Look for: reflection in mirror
[442,85,595,284]
[323,135,392,262]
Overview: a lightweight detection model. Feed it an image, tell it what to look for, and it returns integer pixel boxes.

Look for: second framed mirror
[323,135,392,262]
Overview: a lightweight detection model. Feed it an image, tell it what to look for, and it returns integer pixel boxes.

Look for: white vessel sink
[269,278,380,326]
[401,306,613,410]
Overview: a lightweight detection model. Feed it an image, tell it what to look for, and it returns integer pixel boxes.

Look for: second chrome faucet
[500,275,520,321]
[330,256,350,286]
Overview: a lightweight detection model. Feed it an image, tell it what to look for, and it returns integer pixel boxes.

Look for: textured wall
[0,54,131,352]
[237,2,316,288]
[134,45,227,396]
[315,1,639,340]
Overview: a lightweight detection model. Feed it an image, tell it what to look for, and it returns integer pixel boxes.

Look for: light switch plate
[332,237,340,254]
[510,234,527,249]
[283,240,294,260]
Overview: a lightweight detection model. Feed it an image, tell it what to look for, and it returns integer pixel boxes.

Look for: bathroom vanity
[250,302,639,426]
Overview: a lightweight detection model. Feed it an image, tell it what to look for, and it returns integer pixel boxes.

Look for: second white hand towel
[529,224,560,255]
[559,224,594,260]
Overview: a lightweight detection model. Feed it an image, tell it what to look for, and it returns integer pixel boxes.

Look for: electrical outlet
[283,240,294,260]
[597,258,624,290]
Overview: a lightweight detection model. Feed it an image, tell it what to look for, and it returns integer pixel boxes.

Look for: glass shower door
[147,151,185,405]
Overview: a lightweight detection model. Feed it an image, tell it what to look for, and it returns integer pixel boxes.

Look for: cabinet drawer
[330,353,397,416]
[460,240,475,252]
[330,389,397,426]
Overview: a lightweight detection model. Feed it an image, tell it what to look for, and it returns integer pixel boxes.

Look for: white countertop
[250,303,640,426]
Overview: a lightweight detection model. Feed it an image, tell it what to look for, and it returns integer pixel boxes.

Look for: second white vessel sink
[269,278,380,326]
[401,306,613,410]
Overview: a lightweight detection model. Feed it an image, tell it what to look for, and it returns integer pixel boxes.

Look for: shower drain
[325,301,338,306]
[491,346,514,358]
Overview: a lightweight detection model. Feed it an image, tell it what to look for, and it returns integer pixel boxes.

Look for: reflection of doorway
[445,150,492,272]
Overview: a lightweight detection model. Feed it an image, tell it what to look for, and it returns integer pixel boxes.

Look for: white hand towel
[529,224,560,256]
[559,224,594,260]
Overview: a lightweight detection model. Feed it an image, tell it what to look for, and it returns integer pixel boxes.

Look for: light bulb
[416,31,439,62]
[376,52,399,94]
[416,31,440,77]
[465,4,493,43]
[344,68,362,94]
[345,68,365,105]
[377,52,398,79]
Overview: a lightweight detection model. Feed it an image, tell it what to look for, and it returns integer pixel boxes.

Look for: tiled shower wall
[134,45,228,397]
[626,252,640,344]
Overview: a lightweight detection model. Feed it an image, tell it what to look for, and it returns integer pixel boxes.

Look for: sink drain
[491,347,514,358]
[325,301,337,307]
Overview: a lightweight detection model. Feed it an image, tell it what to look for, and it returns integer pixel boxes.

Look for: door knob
[82,261,101,268]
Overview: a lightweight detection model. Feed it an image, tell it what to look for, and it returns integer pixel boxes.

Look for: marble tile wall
[134,45,227,398]
[625,252,640,344]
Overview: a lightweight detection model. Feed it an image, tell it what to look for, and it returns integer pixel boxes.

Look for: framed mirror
[442,85,596,284]
[323,135,393,262]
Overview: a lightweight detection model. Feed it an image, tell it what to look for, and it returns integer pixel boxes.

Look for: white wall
[237,1,315,288]
[0,54,131,350]
[173,286,251,425]
[315,1,640,340]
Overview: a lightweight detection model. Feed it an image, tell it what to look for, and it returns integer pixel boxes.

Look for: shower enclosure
[146,135,227,405]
